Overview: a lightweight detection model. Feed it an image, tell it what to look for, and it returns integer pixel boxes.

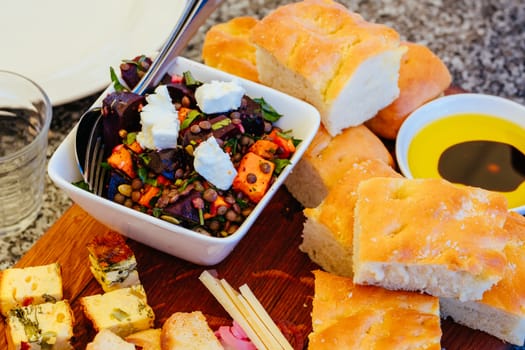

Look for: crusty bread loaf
[300,159,401,277]
[250,0,406,136]
[202,17,259,82]
[284,124,394,208]
[309,270,441,349]
[365,41,452,139]
[440,211,525,345]
[353,177,510,301]
[161,311,223,350]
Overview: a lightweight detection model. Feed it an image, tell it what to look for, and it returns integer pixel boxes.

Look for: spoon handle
[132,0,222,95]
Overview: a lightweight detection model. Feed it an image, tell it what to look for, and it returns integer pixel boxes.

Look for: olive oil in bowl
[407,113,525,209]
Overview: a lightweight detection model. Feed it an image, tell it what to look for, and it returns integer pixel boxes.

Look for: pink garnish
[215,321,256,350]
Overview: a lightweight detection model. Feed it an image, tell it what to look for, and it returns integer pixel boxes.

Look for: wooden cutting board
[0,187,513,349]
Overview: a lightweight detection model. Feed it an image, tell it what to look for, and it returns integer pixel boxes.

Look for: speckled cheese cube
[80,284,155,338]
[6,300,74,350]
[0,263,63,316]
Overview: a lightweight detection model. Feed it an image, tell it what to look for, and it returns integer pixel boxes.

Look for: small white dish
[48,56,320,265]
[396,93,525,214]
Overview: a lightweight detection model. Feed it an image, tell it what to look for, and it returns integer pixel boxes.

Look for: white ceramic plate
[48,57,321,265]
[1,0,186,105]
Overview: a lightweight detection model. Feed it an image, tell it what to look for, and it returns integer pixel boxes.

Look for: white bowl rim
[395,93,525,214]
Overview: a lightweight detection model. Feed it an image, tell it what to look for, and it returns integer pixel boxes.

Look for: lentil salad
[76,55,301,238]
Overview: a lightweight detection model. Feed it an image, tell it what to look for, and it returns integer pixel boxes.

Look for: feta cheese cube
[194,136,237,190]
[195,80,245,114]
[136,85,180,150]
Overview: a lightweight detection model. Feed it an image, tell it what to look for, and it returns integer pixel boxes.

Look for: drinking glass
[0,71,52,235]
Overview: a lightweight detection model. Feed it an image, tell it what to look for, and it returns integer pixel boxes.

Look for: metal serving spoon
[75,0,222,192]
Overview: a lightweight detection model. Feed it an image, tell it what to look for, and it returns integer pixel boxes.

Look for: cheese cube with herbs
[80,284,155,338]
[87,231,140,292]
[0,263,63,316]
[6,300,74,350]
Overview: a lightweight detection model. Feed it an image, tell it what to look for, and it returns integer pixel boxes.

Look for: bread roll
[309,270,441,349]
[440,211,525,345]
[284,124,394,208]
[202,17,259,82]
[353,177,510,301]
[300,159,401,277]
[161,311,223,350]
[250,0,406,136]
[366,41,452,139]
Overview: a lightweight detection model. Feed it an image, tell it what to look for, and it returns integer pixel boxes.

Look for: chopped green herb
[139,153,151,165]
[211,118,231,130]
[183,71,202,87]
[198,208,204,226]
[125,132,137,145]
[138,167,149,183]
[253,97,282,122]
[224,137,239,154]
[180,109,202,130]
[110,67,127,92]
[11,307,40,342]
[110,308,130,321]
[42,294,57,303]
[272,158,291,174]
[72,180,90,192]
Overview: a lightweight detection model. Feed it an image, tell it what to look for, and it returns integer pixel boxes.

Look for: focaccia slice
[441,212,525,345]
[353,177,510,301]
[309,270,441,349]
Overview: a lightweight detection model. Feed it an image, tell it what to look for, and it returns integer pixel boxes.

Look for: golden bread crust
[305,159,400,245]
[480,211,525,313]
[285,125,394,208]
[305,125,394,188]
[250,0,401,104]
[366,41,452,139]
[87,231,134,267]
[309,270,441,349]
[202,17,259,82]
[161,311,223,350]
[353,177,510,300]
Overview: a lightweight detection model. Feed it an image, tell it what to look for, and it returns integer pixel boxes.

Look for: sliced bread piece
[309,270,441,349]
[300,159,401,277]
[202,16,260,82]
[365,41,452,140]
[250,0,406,136]
[161,311,223,350]
[440,211,525,345]
[353,177,510,301]
[284,124,394,208]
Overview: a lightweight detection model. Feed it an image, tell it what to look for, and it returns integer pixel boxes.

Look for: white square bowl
[48,56,320,265]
